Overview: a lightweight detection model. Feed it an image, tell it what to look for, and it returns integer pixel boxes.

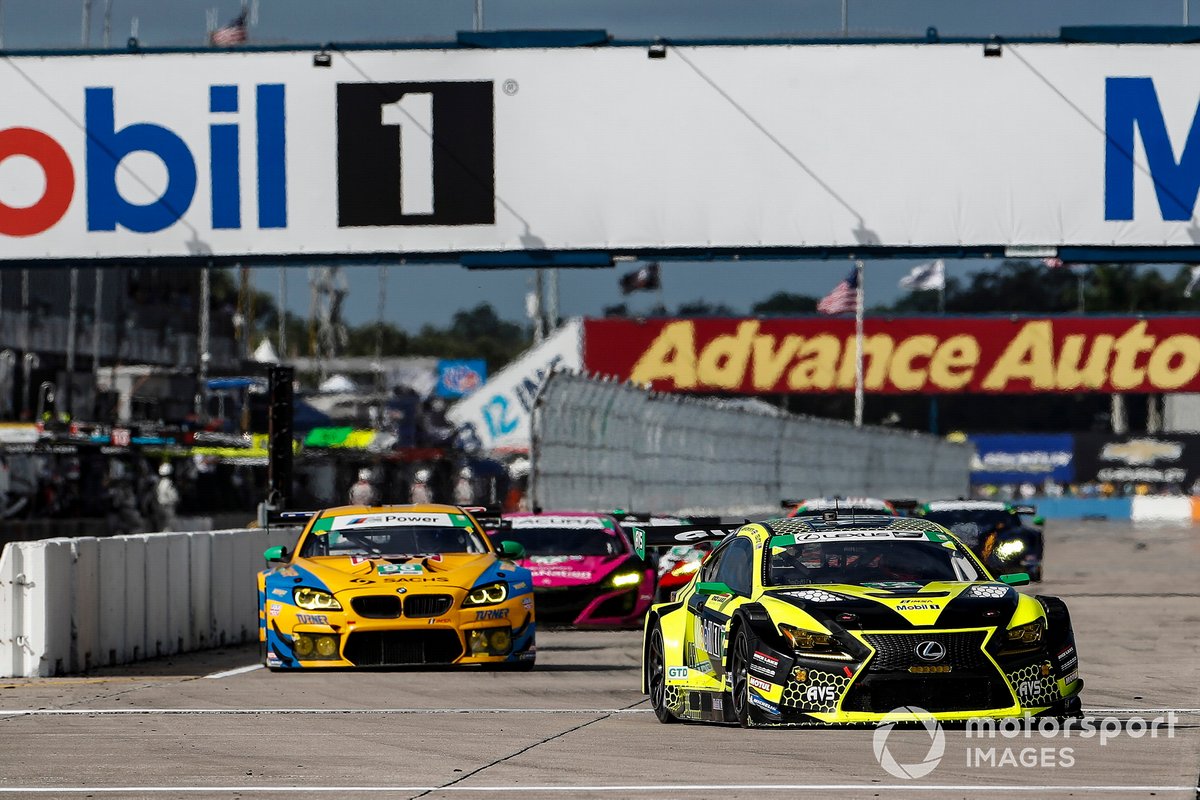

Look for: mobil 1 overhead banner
[4,42,1200,261]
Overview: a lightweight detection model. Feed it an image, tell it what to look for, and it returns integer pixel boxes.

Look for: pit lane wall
[530,372,969,516]
[0,527,300,678]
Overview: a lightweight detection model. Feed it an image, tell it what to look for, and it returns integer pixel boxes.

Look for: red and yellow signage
[583,317,1200,394]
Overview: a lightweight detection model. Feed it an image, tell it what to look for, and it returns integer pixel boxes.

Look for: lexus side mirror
[696,581,735,596]
[999,572,1030,586]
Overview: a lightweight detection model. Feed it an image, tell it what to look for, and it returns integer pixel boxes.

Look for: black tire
[648,625,678,724]
[728,626,752,728]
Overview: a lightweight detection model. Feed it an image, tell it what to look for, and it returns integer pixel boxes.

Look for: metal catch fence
[531,371,970,516]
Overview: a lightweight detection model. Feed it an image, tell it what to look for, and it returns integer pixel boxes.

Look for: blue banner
[436,359,487,398]
[968,434,1075,485]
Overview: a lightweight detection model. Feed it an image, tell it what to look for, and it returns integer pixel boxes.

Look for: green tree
[752,291,819,315]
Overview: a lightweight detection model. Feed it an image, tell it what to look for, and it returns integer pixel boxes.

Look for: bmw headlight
[463,582,508,607]
[293,587,342,611]
[611,571,642,588]
[995,539,1026,561]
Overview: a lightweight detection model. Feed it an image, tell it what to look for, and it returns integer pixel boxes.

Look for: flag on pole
[210,10,248,46]
[898,259,945,291]
[1185,265,1200,298]
[619,262,661,295]
[817,266,859,315]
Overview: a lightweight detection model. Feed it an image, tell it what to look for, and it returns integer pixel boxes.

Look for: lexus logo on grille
[915,640,946,662]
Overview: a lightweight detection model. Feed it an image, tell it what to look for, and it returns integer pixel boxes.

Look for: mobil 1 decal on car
[687,593,730,678]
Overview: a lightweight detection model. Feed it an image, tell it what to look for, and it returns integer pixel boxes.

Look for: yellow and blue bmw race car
[258,504,535,670]
[636,514,1081,726]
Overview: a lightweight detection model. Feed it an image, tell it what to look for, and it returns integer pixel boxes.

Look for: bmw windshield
[301,527,490,558]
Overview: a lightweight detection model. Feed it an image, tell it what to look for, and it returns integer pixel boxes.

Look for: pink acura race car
[488,512,657,626]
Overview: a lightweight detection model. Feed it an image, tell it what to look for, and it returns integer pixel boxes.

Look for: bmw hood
[297,553,497,592]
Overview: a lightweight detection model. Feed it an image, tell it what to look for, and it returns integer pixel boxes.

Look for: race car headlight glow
[1000,620,1045,653]
[611,571,642,588]
[293,587,342,611]
[995,539,1026,560]
[670,560,702,577]
[463,582,508,607]
[778,623,852,660]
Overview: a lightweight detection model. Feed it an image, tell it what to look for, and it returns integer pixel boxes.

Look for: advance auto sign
[583,317,1200,395]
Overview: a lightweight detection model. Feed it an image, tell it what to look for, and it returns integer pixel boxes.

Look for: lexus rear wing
[628,522,744,560]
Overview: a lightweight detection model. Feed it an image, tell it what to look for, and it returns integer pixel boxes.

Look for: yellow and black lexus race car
[258,504,535,670]
[635,514,1082,726]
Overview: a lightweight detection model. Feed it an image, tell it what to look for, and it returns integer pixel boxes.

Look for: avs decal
[805,685,838,703]
[295,614,329,625]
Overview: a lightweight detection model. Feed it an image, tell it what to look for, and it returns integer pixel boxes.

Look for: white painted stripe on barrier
[203,664,263,679]
[1131,495,1194,522]
[0,784,1191,794]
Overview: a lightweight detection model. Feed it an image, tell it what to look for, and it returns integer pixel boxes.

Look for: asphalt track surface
[0,521,1197,800]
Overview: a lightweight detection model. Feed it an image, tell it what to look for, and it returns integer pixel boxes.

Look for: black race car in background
[914,500,1045,582]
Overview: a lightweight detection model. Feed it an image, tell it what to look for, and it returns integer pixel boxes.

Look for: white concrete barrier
[0,526,301,677]
[1130,495,1197,522]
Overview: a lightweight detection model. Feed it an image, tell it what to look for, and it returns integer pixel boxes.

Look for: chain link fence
[531,371,970,516]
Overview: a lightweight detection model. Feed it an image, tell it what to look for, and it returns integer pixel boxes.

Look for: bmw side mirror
[696,581,735,596]
[998,572,1030,586]
[497,540,526,560]
[264,545,289,563]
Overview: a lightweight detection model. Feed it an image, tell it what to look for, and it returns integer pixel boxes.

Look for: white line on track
[0,784,1191,794]
[202,664,263,679]
[0,707,655,716]
[1,706,1197,717]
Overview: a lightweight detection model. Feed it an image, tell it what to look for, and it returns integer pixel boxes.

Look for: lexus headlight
[778,623,852,660]
[995,539,1026,560]
[293,587,342,611]
[1001,620,1044,652]
[463,582,508,607]
[611,571,641,588]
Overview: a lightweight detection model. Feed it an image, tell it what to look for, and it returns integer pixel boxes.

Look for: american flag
[817,267,860,315]
[210,11,248,46]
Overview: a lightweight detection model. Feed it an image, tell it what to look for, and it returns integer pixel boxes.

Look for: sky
[5,1,1197,329]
